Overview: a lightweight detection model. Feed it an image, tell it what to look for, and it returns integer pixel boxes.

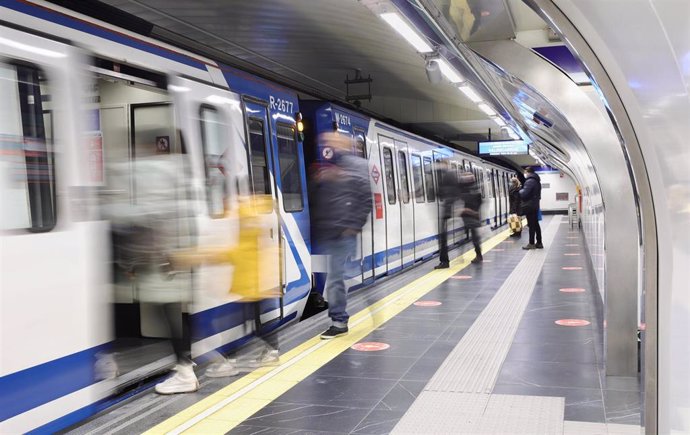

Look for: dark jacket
[310,154,372,242]
[519,172,541,214]
[437,167,459,219]
[459,179,482,228]
[509,184,521,215]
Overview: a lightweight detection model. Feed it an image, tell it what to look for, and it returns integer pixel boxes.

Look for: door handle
[270,228,274,239]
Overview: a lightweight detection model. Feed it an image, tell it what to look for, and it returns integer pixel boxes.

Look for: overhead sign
[478,140,529,156]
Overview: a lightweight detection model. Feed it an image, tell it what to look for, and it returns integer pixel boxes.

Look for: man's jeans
[323,234,357,328]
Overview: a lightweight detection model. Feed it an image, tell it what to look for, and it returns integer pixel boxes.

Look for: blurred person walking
[435,159,460,269]
[105,152,198,394]
[508,177,523,238]
[458,171,483,264]
[520,167,543,249]
[310,132,372,339]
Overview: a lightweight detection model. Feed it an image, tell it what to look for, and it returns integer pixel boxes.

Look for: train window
[411,154,425,203]
[0,62,56,232]
[397,151,410,204]
[276,123,304,212]
[382,147,396,204]
[199,105,228,218]
[354,131,367,158]
[479,170,486,198]
[423,156,436,202]
[248,117,272,197]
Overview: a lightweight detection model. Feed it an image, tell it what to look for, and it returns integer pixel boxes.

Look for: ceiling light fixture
[380,12,433,53]
[457,83,482,103]
[477,103,497,117]
[491,116,506,127]
[436,58,463,83]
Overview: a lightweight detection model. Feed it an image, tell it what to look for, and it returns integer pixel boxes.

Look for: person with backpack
[310,132,372,339]
[435,159,460,269]
[519,167,543,249]
[458,171,483,263]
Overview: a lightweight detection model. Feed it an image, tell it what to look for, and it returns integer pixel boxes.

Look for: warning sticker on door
[371,165,380,184]
[374,193,383,219]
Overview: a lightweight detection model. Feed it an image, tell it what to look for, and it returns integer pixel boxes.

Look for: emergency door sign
[374,193,383,219]
[371,165,380,184]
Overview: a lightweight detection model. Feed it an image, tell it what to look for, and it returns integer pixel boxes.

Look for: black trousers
[439,218,449,263]
[469,226,481,258]
[163,302,191,364]
[248,302,279,350]
[525,209,542,245]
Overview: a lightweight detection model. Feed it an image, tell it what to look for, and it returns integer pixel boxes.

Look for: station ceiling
[98,0,555,166]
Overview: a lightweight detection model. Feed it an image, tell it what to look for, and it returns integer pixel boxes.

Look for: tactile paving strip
[426,216,563,393]
[392,392,564,434]
[393,217,566,434]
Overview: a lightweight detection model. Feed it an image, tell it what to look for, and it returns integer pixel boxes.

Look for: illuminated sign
[478,140,529,156]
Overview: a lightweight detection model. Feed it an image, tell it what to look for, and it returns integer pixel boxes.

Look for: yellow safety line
[144,228,512,435]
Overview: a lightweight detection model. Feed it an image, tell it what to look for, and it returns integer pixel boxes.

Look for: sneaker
[205,358,239,378]
[155,364,199,394]
[535,243,544,249]
[94,352,119,380]
[247,349,280,368]
[522,244,537,250]
[471,256,483,264]
[434,262,450,269]
[320,325,348,340]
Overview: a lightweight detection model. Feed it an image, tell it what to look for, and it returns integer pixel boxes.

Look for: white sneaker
[94,352,119,380]
[155,364,199,394]
[247,349,280,368]
[205,358,239,378]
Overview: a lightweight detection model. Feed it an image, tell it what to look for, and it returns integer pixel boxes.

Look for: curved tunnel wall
[471,39,641,377]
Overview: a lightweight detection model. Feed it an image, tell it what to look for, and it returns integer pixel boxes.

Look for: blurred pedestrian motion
[309,131,372,339]
[508,177,523,238]
[435,159,460,269]
[459,171,483,264]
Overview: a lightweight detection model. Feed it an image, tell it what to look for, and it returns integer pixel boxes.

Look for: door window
[397,150,410,204]
[276,123,303,212]
[423,157,435,202]
[200,105,229,217]
[411,154,425,203]
[0,62,55,231]
[382,147,396,204]
[248,117,272,197]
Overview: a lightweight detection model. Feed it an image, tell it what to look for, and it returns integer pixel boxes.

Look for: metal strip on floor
[393,216,564,434]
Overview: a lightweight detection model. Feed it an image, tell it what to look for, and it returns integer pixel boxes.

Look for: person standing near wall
[520,167,543,249]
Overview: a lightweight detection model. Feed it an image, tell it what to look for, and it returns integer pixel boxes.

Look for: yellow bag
[508,213,522,232]
[171,195,281,301]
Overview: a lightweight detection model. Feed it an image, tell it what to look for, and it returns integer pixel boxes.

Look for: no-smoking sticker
[322,146,334,160]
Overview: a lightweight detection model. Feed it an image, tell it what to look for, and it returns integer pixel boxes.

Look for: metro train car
[0,1,513,432]
[301,102,513,295]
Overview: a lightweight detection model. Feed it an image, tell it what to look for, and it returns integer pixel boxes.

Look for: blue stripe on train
[1,0,208,70]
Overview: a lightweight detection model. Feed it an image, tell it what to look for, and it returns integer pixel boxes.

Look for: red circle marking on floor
[492,248,505,251]
[565,244,578,247]
[555,319,591,327]
[502,240,515,244]
[450,275,473,280]
[414,300,442,307]
[482,259,493,262]
[561,266,583,270]
[560,288,586,293]
[564,253,580,256]
[351,342,390,352]
[566,237,578,239]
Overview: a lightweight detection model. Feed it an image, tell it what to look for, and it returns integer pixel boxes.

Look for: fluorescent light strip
[458,84,482,103]
[0,36,67,58]
[436,58,463,83]
[477,103,497,117]
[491,117,506,127]
[380,13,433,53]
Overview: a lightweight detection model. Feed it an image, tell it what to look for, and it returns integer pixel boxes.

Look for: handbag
[508,214,522,232]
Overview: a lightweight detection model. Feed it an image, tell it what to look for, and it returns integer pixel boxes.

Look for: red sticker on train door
[374,193,383,219]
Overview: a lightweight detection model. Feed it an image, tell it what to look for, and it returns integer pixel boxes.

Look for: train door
[449,162,458,244]
[241,99,282,322]
[410,154,425,261]
[354,129,374,284]
[395,141,414,267]
[378,135,401,273]
[496,170,504,226]
[490,169,498,228]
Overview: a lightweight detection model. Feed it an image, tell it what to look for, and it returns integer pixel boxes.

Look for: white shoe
[155,364,199,394]
[94,352,119,380]
[205,358,239,378]
[248,349,280,368]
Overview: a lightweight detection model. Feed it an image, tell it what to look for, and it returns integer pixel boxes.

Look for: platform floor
[67,216,642,435]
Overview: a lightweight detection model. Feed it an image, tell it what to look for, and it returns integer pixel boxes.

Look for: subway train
[0,1,513,432]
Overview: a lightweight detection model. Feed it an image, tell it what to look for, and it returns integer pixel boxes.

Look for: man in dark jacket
[519,167,543,249]
[459,171,483,263]
[311,132,372,339]
[435,159,460,269]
